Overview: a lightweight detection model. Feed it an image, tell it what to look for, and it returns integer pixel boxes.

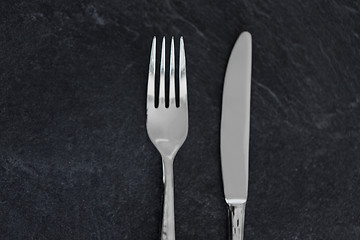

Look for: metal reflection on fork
[146,36,188,240]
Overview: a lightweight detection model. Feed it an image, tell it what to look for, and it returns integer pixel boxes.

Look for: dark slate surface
[1,0,360,239]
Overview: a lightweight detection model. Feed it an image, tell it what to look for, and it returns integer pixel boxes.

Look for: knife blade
[220,31,252,240]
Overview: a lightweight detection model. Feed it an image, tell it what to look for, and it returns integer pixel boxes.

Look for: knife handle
[161,156,175,240]
[228,203,246,240]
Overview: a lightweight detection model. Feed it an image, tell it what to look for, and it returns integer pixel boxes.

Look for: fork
[146,36,188,240]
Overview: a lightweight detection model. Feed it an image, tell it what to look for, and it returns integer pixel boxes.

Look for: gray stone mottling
[0,0,360,239]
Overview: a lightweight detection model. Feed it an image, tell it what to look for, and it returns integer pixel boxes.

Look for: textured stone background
[1,0,360,239]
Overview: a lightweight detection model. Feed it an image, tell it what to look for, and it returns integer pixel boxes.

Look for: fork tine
[169,37,176,107]
[147,36,156,109]
[179,36,187,106]
[159,37,166,107]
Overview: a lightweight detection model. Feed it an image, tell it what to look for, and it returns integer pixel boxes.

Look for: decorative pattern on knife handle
[228,203,246,240]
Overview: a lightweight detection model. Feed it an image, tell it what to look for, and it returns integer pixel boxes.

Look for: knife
[220,31,252,240]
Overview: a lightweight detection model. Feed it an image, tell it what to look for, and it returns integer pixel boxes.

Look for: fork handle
[161,157,175,240]
[228,203,246,240]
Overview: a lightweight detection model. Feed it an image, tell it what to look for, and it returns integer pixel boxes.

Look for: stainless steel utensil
[146,36,188,240]
[220,31,252,240]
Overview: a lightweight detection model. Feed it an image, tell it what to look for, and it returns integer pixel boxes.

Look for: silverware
[220,31,252,240]
[146,36,188,240]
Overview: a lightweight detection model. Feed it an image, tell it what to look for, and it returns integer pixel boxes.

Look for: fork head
[146,36,188,160]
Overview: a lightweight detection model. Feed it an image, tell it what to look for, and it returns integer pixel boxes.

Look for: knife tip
[240,31,252,40]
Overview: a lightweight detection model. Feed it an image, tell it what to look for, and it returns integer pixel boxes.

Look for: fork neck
[161,154,174,162]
